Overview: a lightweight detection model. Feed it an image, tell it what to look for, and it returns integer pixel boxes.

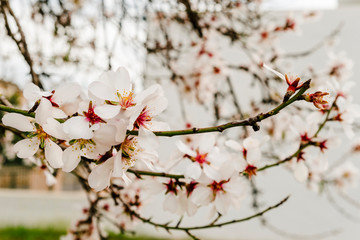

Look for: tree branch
[0,0,43,88]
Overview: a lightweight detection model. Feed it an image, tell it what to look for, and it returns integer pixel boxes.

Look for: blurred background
[1,0,360,239]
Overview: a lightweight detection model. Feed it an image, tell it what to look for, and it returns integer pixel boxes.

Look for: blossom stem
[127,79,311,137]
[313,95,339,138]
[256,95,338,173]
[127,169,185,179]
[125,195,289,231]
[257,145,308,172]
[0,105,35,118]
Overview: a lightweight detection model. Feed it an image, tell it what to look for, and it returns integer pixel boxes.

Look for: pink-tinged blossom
[146,179,198,216]
[190,162,247,215]
[225,136,263,179]
[62,125,118,172]
[62,101,108,140]
[24,82,81,109]
[128,84,169,131]
[88,127,159,191]
[262,63,304,100]
[288,158,309,183]
[88,67,137,119]
[306,155,329,192]
[329,161,359,190]
[327,52,353,82]
[1,99,66,168]
[174,133,223,181]
[333,97,360,139]
[304,91,330,110]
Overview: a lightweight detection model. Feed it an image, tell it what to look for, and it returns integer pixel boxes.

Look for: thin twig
[280,23,343,59]
[124,195,289,231]
[0,0,43,88]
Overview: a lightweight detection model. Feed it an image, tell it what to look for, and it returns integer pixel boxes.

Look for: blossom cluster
[2,67,168,191]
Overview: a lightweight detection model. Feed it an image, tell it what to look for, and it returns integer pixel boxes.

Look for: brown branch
[123,195,290,231]
[178,0,203,38]
[0,0,43,88]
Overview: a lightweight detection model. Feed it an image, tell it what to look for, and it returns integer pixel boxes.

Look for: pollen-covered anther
[296,151,305,162]
[186,181,198,197]
[84,102,106,125]
[300,133,312,143]
[121,137,139,169]
[134,107,152,129]
[164,179,178,195]
[316,140,328,153]
[304,91,330,110]
[209,180,229,196]
[244,164,257,179]
[186,150,210,166]
[118,91,136,110]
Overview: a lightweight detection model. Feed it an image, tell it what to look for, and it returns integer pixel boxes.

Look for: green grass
[0,226,66,240]
[0,226,168,240]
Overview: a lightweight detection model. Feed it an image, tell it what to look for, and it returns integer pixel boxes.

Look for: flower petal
[88,157,114,191]
[53,83,81,105]
[63,116,93,139]
[175,140,196,157]
[147,95,168,116]
[94,105,121,119]
[112,151,124,178]
[35,98,53,125]
[138,127,159,150]
[13,138,39,158]
[203,164,221,181]
[147,121,170,131]
[23,82,47,101]
[45,139,63,168]
[44,171,57,186]
[199,134,216,153]
[191,186,212,206]
[113,67,131,93]
[88,81,117,102]
[215,193,231,215]
[163,194,178,213]
[262,63,285,81]
[294,161,309,183]
[122,173,132,186]
[43,118,68,140]
[2,113,35,132]
[62,145,81,172]
[225,140,243,152]
[243,137,260,149]
[93,125,118,147]
[185,163,202,180]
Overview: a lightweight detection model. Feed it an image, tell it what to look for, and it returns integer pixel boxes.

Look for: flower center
[244,164,257,179]
[300,132,311,143]
[185,150,210,166]
[186,181,198,197]
[195,152,208,165]
[76,139,95,150]
[134,107,152,129]
[117,91,136,110]
[31,124,50,149]
[209,180,229,196]
[43,90,59,107]
[84,102,105,125]
[164,179,178,195]
[121,137,139,169]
